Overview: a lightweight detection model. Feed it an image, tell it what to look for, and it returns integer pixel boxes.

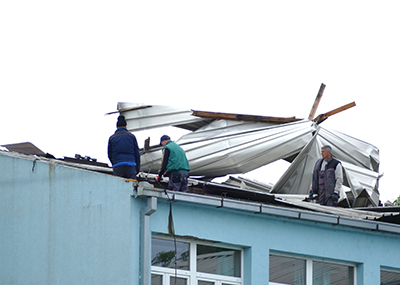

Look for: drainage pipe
[139,196,157,285]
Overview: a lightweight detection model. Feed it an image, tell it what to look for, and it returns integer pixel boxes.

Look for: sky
[1,1,399,203]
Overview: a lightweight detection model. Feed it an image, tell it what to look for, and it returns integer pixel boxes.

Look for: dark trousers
[168,172,189,192]
[317,196,337,207]
[113,165,137,179]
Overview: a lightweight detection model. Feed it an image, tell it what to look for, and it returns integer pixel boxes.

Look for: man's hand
[332,192,339,205]
[157,175,162,182]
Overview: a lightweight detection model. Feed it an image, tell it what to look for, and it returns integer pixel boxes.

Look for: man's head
[321,145,332,160]
[160,135,171,146]
[117,115,127,128]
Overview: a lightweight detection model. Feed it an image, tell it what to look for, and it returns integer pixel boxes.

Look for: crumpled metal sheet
[270,127,381,206]
[119,103,381,207]
[140,119,315,177]
[117,102,211,131]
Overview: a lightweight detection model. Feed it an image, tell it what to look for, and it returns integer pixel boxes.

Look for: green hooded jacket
[163,141,190,174]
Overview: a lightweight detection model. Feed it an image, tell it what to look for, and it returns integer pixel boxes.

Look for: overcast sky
[1,1,399,203]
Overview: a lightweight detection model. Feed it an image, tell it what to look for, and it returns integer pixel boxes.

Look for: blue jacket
[108,128,141,170]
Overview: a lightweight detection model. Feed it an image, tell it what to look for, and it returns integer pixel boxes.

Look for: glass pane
[313,261,354,285]
[197,244,241,277]
[198,281,214,285]
[170,276,187,285]
[151,274,163,285]
[269,254,306,285]
[381,269,400,285]
[152,238,190,270]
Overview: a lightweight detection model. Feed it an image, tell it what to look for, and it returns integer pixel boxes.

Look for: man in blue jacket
[108,115,141,179]
[158,135,190,192]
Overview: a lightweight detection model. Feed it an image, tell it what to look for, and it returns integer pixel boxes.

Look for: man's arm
[107,139,113,165]
[132,135,141,172]
[310,161,319,195]
[334,163,343,194]
[158,148,170,176]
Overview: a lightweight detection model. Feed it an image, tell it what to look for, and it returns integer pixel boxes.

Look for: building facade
[1,151,400,284]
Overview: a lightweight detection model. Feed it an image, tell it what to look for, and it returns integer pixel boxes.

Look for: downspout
[139,196,157,285]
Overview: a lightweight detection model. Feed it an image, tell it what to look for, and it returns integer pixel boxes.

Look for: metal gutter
[135,182,400,235]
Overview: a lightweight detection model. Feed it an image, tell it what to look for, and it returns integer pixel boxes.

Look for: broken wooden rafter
[313,102,356,124]
[191,110,302,124]
[308,83,326,120]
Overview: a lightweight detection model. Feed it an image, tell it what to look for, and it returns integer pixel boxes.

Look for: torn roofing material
[2,147,395,229]
[136,174,400,228]
[115,102,302,132]
[2,142,46,156]
[117,102,380,207]
[114,103,212,131]
[1,142,110,169]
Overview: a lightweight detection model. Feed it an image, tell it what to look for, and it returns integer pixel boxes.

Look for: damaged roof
[134,172,400,232]
[1,147,400,231]
[117,98,380,208]
[1,85,394,228]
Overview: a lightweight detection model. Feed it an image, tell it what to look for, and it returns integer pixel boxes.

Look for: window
[381,268,400,285]
[269,255,306,285]
[269,253,356,285]
[151,236,243,285]
[313,260,354,285]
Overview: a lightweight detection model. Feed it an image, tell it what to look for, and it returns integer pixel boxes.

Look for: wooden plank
[308,83,326,120]
[192,110,302,124]
[314,101,356,124]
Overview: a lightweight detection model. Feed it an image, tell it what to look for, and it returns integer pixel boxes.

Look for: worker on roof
[158,135,190,192]
[310,145,343,207]
[108,115,140,179]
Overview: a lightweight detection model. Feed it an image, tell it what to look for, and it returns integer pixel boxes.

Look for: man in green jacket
[157,135,190,192]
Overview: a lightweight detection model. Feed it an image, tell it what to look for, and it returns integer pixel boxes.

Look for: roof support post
[139,196,157,285]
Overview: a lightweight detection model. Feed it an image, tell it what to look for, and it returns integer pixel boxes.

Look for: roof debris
[116,84,380,207]
[1,146,399,226]
[1,85,391,226]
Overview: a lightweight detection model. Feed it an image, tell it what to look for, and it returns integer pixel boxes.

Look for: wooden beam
[192,110,302,124]
[314,101,356,124]
[308,83,326,120]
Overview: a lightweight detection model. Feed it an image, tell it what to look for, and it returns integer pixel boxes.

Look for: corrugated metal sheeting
[118,103,381,207]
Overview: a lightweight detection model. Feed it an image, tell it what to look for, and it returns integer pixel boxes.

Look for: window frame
[269,251,357,285]
[151,235,243,285]
[380,267,400,285]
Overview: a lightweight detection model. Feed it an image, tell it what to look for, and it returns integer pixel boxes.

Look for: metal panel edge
[221,199,261,213]
[261,204,301,219]
[172,192,222,207]
[300,211,339,224]
[376,222,400,234]
[338,216,378,230]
